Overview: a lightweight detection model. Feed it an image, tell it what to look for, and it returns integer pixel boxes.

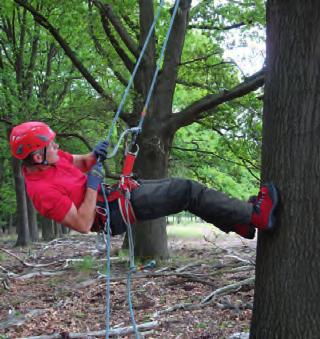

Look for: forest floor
[0,225,256,339]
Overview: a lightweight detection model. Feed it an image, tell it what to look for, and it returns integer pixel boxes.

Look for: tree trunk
[42,218,55,241]
[250,2,320,338]
[12,157,30,246]
[54,222,62,238]
[61,224,69,235]
[8,215,14,234]
[133,127,172,259]
[26,194,39,242]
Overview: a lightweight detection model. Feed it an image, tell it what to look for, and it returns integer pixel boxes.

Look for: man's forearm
[73,153,96,172]
[77,188,98,232]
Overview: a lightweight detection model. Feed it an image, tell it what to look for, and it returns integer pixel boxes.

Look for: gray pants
[131,178,253,233]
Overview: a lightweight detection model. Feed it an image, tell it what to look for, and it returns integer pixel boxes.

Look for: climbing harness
[97,1,182,338]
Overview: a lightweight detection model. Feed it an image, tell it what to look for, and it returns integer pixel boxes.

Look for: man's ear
[32,152,43,164]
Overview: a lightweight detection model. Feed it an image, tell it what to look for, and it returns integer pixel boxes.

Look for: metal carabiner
[96,206,107,216]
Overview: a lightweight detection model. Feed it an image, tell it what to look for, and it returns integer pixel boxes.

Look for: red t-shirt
[23,150,87,223]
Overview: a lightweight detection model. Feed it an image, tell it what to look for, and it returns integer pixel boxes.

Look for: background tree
[250,1,320,338]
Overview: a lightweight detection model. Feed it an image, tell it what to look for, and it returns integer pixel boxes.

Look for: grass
[73,255,95,272]
[167,222,219,240]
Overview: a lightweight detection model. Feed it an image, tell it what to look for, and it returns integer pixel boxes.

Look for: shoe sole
[266,183,279,230]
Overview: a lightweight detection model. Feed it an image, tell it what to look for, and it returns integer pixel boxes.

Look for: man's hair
[22,149,44,167]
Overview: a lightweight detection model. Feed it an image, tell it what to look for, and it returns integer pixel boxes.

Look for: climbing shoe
[250,183,279,231]
[234,223,256,239]
[233,195,257,239]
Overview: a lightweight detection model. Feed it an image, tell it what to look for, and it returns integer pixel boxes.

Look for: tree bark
[250,1,320,338]
[41,218,55,241]
[54,222,62,238]
[26,194,38,242]
[12,157,30,246]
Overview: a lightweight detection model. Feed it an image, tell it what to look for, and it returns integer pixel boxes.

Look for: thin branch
[0,39,15,67]
[179,52,220,66]
[92,0,140,58]
[15,7,27,87]
[171,145,254,169]
[57,132,92,150]
[24,21,40,98]
[176,79,213,91]
[0,247,56,268]
[0,118,12,126]
[188,21,250,31]
[15,321,159,338]
[99,9,134,73]
[87,0,128,87]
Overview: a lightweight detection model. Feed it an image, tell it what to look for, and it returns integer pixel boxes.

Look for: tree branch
[179,52,220,66]
[24,21,40,98]
[157,0,192,113]
[99,8,135,73]
[14,0,112,102]
[171,145,255,169]
[15,7,27,87]
[57,132,92,150]
[176,79,213,91]
[87,1,128,87]
[188,21,250,31]
[169,68,265,131]
[92,0,140,59]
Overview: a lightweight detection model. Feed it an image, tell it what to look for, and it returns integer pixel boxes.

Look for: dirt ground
[0,231,256,338]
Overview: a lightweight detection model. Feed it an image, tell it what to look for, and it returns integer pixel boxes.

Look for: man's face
[45,140,59,164]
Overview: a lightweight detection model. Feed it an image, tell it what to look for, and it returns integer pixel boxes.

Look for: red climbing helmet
[10,121,56,160]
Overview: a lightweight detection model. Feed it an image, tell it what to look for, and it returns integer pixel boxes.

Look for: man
[10,121,279,239]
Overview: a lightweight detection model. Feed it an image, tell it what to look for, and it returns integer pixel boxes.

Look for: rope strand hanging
[99,1,181,338]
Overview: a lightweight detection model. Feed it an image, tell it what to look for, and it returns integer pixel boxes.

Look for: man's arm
[73,153,96,172]
[61,188,98,233]
[73,140,109,172]
[62,162,105,233]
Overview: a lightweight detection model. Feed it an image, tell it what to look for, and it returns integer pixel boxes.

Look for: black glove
[87,163,105,191]
[93,140,109,162]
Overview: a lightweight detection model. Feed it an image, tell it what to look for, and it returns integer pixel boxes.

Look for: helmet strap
[31,147,48,166]
[40,147,48,165]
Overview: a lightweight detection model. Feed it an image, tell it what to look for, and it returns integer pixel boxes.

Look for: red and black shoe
[234,223,256,239]
[233,195,257,239]
[250,183,279,231]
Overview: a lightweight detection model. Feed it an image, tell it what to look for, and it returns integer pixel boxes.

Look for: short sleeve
[32,188,73,223]
[58,150,73,164]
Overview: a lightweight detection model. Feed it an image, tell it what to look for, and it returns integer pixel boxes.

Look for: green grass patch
[73,256,95,272]
[0,234,17,242]
[167,223,215,240]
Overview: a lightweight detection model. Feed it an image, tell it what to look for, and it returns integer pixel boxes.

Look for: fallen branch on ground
[201,276,255,303]
[13,270,66,280]
[155,276,255,315]
[16,320,159,338]
[0,248,56,268]
[0,309,45,330]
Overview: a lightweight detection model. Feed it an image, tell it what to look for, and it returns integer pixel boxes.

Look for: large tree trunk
[131,0,190,259]
[133,127,173,258]
[250,2,320,338]
[12,157,30,246]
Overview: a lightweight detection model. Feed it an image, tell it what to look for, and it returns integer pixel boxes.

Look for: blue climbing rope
[101,1,182,338]
[102,2,164,338]
[137,0,181,132]
[105,0,165,145]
